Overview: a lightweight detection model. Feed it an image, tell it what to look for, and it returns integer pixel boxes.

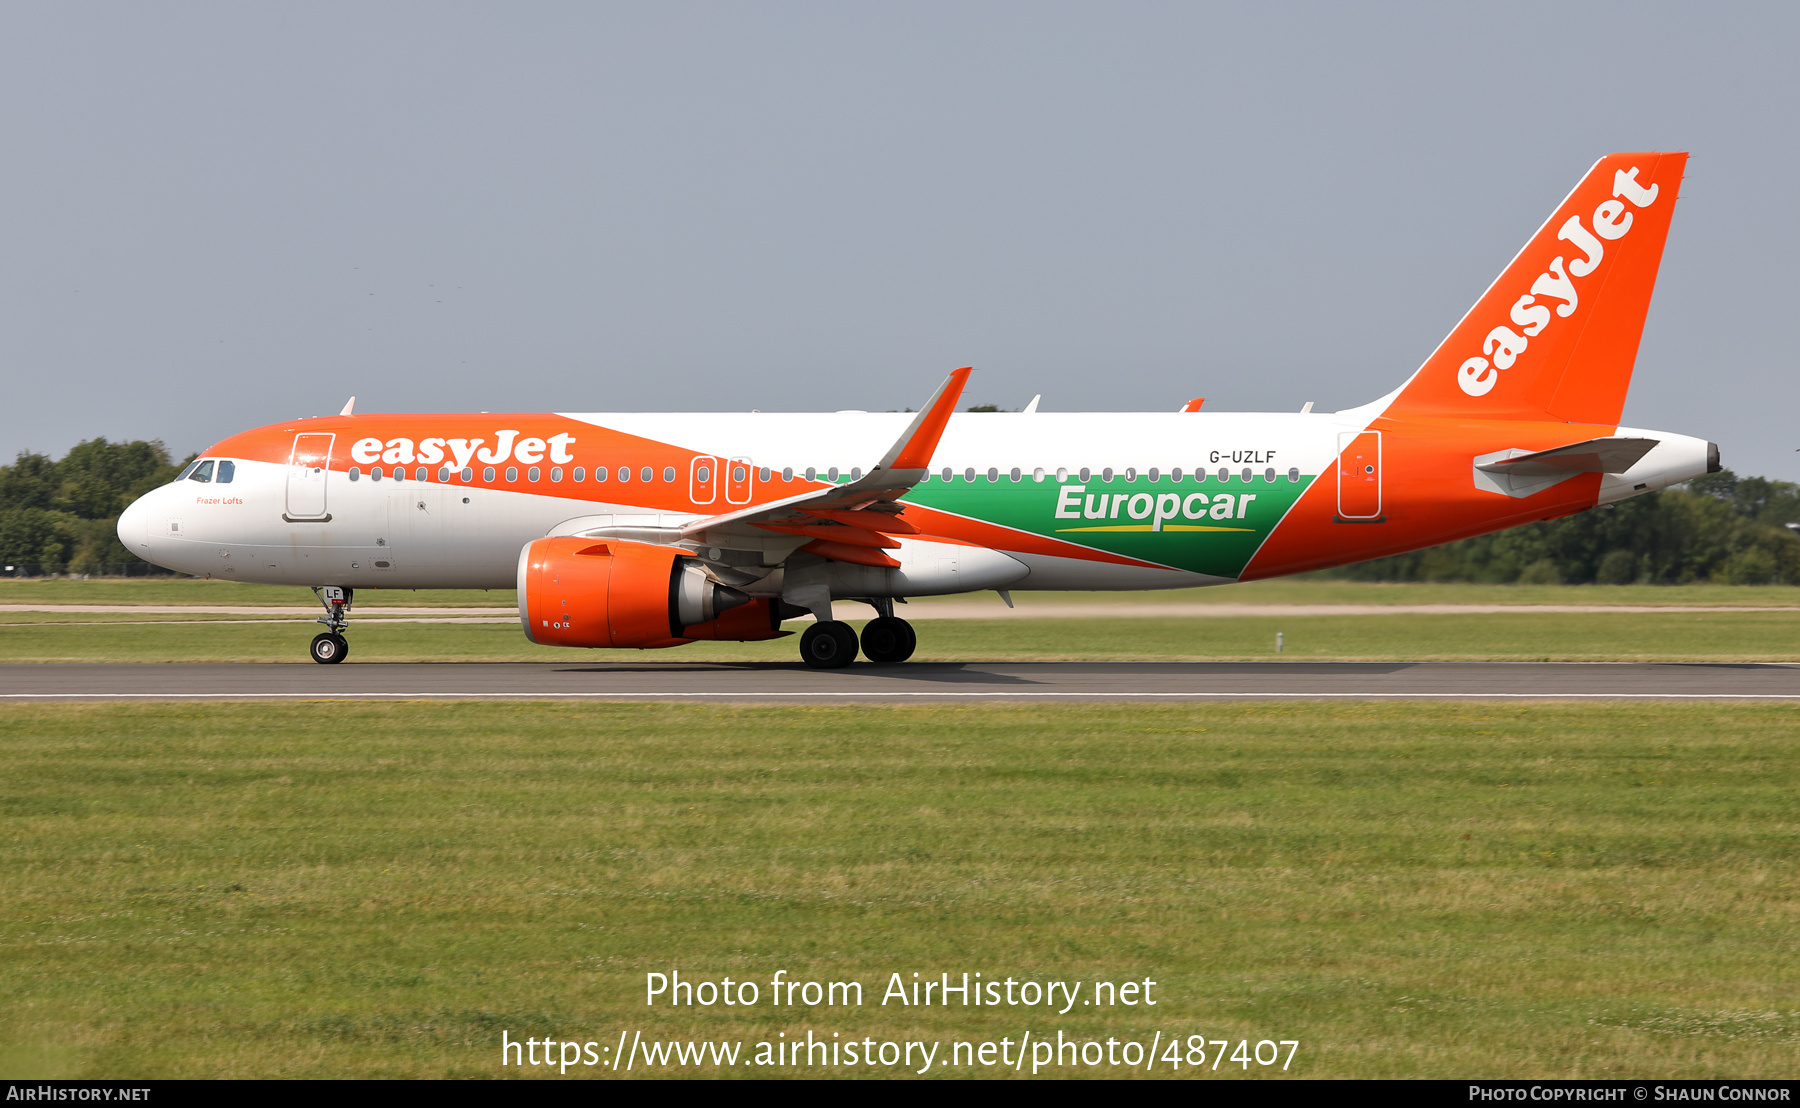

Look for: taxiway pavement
[3,661,1798,701]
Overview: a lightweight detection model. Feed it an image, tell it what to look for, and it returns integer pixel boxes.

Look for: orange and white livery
[119,153,1715,667]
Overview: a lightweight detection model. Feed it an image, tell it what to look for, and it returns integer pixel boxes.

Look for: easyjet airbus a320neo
[120,153,1717,668]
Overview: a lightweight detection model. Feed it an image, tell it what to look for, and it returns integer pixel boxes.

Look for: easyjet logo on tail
[1457,168,1661,398]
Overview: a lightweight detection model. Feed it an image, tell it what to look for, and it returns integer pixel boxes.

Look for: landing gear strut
[309,585,353,664]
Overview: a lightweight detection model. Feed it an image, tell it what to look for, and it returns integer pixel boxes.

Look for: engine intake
[518,537,780,648]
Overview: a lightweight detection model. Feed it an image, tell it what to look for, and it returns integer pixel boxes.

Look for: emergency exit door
[1336,430,1382,519]
[689,456,718,505]
[286,433,334,521]
[726,457,753,504]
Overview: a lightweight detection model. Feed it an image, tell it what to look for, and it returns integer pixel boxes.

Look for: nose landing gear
[309,585,353,664]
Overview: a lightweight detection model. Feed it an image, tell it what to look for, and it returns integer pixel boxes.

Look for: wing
[681,367,971,567]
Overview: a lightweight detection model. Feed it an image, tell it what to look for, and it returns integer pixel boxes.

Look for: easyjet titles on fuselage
[348,431,579,470]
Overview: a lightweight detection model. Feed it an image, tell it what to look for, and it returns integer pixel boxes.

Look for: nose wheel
[310,632,350,664]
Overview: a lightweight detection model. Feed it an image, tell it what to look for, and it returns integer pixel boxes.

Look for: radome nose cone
[117,493,149,551]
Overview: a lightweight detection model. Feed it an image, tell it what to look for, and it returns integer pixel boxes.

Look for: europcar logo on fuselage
[1052,484,1257,533]
[905,471,1311,579]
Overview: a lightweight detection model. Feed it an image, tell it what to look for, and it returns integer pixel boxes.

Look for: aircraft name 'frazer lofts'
[120,152,1716,668]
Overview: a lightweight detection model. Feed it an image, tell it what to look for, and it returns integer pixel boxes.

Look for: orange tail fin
[1385,152,1687,425]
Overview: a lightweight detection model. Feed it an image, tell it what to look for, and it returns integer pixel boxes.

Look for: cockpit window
[188,460,215,483]
[216,460,235,484]
[176,459,202,481]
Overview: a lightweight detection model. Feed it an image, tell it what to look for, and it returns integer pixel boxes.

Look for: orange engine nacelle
[517,537,789,649]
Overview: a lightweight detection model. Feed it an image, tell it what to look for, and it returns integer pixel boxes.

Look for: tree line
[1,439,1797,583]
[0,440,188,572]
[1317,470,1800,585]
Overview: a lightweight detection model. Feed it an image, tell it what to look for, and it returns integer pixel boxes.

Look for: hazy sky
[3,3,1796,477]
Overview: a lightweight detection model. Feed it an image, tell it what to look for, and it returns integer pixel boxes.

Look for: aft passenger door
[286,433,334,521]
[1336,430,1382,520]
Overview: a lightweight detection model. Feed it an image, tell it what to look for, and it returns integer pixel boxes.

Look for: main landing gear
[797,598,917,669]
[309,585,353,664]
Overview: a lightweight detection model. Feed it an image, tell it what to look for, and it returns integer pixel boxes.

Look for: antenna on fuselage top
[339,396,356,416]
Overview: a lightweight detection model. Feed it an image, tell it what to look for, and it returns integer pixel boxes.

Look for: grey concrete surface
[2,661,1799,701]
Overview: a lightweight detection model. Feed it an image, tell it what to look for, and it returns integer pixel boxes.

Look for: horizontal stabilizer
[1476,437,1660,478]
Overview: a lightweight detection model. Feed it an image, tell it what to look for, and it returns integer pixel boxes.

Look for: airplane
[117,151,1716,669]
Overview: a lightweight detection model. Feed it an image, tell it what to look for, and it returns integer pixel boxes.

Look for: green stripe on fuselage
[902,474,1313,577]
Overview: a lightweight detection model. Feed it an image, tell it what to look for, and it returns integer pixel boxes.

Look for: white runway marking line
[5,692,1800,701]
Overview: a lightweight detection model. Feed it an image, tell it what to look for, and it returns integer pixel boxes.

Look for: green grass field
[1,701,1794,1079]
[3,610,1799,663]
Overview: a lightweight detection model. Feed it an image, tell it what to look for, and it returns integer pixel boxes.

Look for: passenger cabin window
[188,460,214,483]
[572,466,584,482]
[618,467,630,483]
[505,466,518,482]
[216,460,236,483]
[349,467,361,481]
[663,466,675,483]
[483,466,496,482]
[641,466,653,483]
